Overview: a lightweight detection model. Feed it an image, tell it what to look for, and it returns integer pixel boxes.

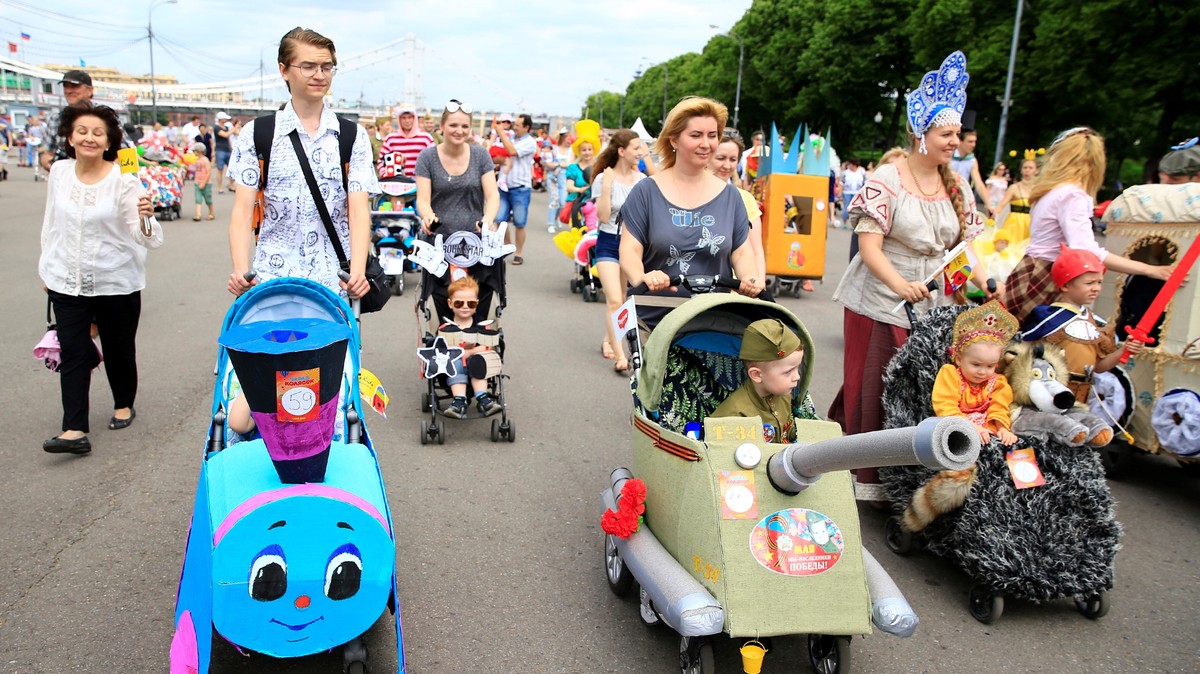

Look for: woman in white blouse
[39,103,162,455]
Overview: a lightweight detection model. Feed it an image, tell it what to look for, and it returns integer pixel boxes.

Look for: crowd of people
[22,27,1194,491]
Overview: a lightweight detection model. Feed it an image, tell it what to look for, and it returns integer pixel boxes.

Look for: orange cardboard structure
[754,125,832,287]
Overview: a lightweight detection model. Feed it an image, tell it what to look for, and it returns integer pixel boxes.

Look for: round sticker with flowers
[749,508,845,577]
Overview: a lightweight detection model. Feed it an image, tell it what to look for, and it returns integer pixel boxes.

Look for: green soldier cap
[740,319,802,361]
[1160,141,1200,177]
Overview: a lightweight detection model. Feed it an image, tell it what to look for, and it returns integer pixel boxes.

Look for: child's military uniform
[712,319,802,443]
[1021,303,1116,403]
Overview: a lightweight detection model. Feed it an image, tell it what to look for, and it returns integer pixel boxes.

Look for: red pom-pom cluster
[600,478,647,539]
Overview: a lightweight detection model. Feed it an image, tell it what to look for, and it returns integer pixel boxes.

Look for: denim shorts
[497,185,531,229]
[215,149,232,170]
[594,229,620,264]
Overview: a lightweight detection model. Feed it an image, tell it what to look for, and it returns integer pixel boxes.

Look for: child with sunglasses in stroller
[440,275,502,418]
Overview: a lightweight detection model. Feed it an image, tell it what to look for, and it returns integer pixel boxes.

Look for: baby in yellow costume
[932,301,1020,446]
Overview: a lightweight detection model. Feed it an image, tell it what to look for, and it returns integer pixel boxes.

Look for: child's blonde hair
[1029,127,1106,203]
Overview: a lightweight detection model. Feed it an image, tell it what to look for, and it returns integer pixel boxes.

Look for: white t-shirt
[842,167,866,195]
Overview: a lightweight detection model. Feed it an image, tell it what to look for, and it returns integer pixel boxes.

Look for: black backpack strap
[336,116,356,193]
[252,113,276,189]
[289,129,350,271]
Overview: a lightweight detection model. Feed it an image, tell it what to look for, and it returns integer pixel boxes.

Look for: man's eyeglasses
[288,62,337,77]
[451,299,479,309]
[445,100,474,114]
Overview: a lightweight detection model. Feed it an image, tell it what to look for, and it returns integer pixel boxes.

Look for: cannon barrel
[862,547,919,637]
[767,417,980,494]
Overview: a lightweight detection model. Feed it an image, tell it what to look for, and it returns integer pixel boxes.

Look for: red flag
[7,42,16,54]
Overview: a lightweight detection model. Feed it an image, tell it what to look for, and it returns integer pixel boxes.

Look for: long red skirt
[828,308,910,497]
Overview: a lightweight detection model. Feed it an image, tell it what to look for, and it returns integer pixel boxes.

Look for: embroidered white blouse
[39,160,164,296]
[228,102,379,291]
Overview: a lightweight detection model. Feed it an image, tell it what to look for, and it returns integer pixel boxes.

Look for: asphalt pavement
[0,164,1196,673]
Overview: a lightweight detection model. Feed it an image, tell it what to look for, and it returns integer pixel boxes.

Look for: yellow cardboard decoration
[117,147,139,174]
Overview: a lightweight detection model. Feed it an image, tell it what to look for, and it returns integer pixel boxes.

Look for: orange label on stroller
[276,368,320,423]
[1006,448,1045,489]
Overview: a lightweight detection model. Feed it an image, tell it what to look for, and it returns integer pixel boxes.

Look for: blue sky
[1,0,752,116]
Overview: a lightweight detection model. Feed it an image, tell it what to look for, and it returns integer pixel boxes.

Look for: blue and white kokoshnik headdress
[907,50,969,155]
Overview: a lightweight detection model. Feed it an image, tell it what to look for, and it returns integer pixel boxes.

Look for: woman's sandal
[601,340,615,360]
[802,279,815,292]
[207,214,216,220]
[511,256,524,265]
[614,357,630,373]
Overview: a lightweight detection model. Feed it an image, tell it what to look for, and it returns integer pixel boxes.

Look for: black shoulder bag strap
[289,130,350,272]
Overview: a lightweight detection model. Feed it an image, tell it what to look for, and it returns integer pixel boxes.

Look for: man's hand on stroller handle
[228,270,258,297]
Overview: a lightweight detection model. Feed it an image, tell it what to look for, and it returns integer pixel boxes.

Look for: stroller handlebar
[628,274,742,296]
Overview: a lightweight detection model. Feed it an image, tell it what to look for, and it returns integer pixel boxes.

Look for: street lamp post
[710,26,744,131]
[994,0,1025,168]
[661,62,668,129]
[147,0,178,125]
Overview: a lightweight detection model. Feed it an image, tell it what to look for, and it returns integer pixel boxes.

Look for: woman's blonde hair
[878,146,909,165]
[654,97,728,170]
[1027,128,1106,203]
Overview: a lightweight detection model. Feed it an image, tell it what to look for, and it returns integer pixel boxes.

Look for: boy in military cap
[712,319,805,443]
[1020,245,1145,403]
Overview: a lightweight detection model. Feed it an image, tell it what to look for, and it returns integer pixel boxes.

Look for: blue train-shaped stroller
[372,176,422,296]
[170,278,404,673]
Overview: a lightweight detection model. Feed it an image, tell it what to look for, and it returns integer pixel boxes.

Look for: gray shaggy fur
[878,306,1120,601]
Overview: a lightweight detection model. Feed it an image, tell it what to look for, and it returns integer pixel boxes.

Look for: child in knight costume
[1021,245,1145,403]
[712,318,805,443]
[932,300,1020,446]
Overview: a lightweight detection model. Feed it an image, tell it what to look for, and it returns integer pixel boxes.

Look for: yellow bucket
[740,640,768,674]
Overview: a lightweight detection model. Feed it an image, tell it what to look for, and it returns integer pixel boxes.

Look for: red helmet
[1052,243,1106,288]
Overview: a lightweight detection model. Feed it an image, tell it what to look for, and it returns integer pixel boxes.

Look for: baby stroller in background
[569,229,602,303]
[416,262,515,444]
[878,306,1119,624]
[173,277,404,673]
[139,163,184,221]
[371,175,421,296]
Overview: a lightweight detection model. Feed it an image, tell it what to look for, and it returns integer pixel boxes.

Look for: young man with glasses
[493,113,537,264]
[225,27,379,300]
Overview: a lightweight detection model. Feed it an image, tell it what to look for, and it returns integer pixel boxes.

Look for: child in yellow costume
[712,319,805,443]
[932,301,1020,446]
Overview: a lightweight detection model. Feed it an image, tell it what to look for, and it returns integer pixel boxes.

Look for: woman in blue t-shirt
[619,97,763,327]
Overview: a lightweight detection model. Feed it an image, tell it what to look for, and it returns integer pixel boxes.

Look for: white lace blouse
[39,160,164,296]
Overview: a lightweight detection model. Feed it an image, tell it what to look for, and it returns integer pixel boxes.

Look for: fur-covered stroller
[878,306,1120,624]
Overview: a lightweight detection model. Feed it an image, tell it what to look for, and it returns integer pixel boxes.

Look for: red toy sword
[1120,234,1200,363]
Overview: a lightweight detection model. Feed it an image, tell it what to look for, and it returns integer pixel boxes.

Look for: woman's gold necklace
[907,158,943,197]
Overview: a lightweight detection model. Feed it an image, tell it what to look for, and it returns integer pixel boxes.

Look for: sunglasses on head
[445,100,473,114]
[451,299,479,309]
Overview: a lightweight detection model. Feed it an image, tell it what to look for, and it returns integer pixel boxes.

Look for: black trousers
[47,290,142,433]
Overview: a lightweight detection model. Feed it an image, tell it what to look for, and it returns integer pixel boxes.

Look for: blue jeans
[497,185,531,229]
[549,172,566,225]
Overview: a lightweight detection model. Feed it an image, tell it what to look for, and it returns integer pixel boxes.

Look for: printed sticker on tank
[277,368,320,423]
[749,508,845,576]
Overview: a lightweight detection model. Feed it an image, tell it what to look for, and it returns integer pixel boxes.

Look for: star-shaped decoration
[416,336,464,379]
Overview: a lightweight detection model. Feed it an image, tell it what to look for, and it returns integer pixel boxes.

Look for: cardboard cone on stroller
[219,318,351,484]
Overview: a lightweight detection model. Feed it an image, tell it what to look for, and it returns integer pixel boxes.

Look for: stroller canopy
[636,293,815,413]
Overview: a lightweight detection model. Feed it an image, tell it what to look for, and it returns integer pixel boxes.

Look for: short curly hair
[57,102,122,162]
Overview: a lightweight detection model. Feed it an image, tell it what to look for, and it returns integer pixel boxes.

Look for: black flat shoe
[109,408,136,430]
[43,435,92,454]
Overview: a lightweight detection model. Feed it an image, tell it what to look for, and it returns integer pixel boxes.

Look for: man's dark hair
[278,27,337,93]
[517,114,533,131]
[57,102,122,162]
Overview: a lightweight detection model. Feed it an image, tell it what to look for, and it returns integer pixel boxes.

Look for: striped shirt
[380,129,435,177]
[503,134,538,189]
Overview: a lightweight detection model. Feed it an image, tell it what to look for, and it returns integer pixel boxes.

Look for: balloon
[182,153,196,165]
[136,145,145,156]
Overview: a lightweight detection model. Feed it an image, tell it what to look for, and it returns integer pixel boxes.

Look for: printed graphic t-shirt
[621,178,749,280]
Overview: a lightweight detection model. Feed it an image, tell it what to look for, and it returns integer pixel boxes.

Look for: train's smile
[269,616,325,631]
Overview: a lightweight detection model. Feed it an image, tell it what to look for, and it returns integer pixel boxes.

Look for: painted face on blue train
[211,490,394,657]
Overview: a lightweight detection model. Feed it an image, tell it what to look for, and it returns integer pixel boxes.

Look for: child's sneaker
[444,396,468,419]
[476,392,501,417]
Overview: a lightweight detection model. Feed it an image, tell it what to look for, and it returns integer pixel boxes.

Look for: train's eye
[324,543,362,600]
[249,545,287,601]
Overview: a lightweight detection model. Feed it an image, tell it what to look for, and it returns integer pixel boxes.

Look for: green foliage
[580,0,1199,182]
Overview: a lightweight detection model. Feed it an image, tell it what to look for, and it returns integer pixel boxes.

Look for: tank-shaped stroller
[601,291,980,673]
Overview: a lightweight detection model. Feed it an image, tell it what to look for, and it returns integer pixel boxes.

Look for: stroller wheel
[807,634,851,674]
[436,422,446,445]
[679,636,715,674]
[503,420,515,443]
[421,392,431,413]
[884,516,914,555]
[490,419,501,443]
[1074,592,1109,620]
[603,534,634,596]
[570,278,580,294]
[968,584,1004,624]
[419,421,431,445]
